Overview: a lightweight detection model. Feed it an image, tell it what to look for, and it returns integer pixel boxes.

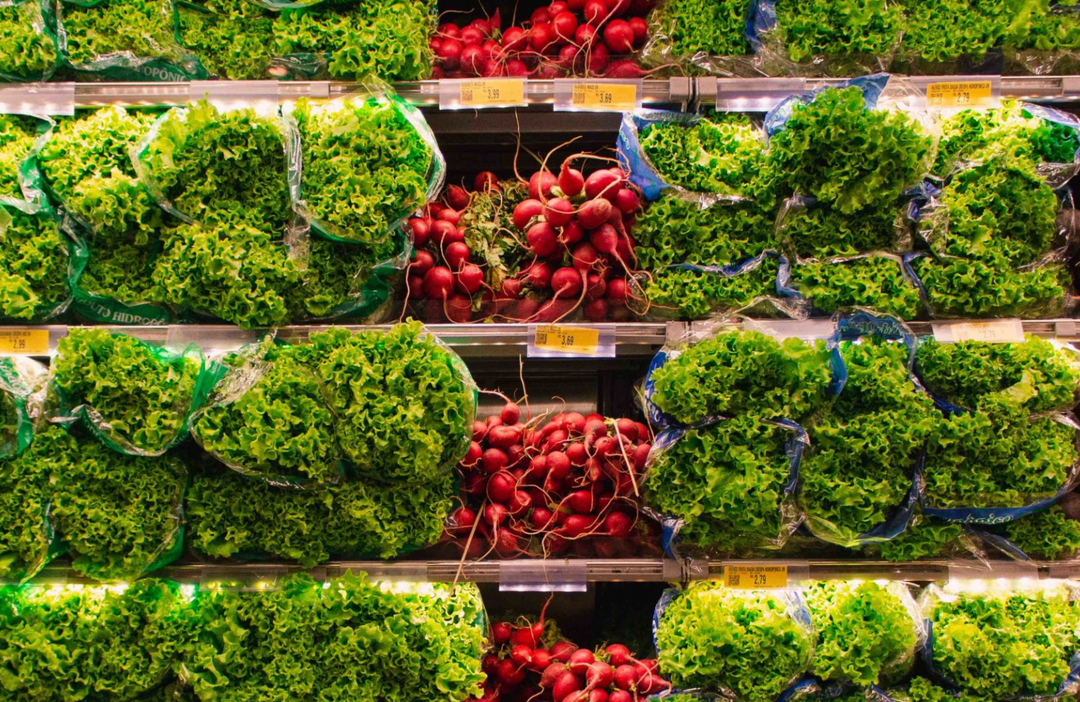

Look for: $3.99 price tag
[926,80,994,108]
[0,330,48,355]
[440,79,526,109]
[724,564,788,590]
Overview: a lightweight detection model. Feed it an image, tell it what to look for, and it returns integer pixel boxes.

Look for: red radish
[590,224,619,255]
[547,450,572,478]
[609,691,632,702]
[557,44,582,71]
[438,38,464,69]
[460,26,483,45]
[423,266,454,299]
[565,412,587,433]
[528,222,559,257]
[567,649,596,676]
[526,261,554,289]
[472,420,487,441]
[500,277,523,299]
[510,644,533,666]
[577,198,613,229]
[487,471,516,503]
[529,170,559,200]
[463,441,482,464]
[553,10,579,41]
[568,0,586,10]
[570,242,600,271]
[550,641,578,663]
[431,219,457,245]
[541,661,569,688]
[575,23,598,46]
[583,0,607,24]
[603,19,634,53]
[560,220,585,245]
[456,264,483,294]
[497,657,525,686]
[447,184,470,211]
[585,170,621,201]
[610,0,631,14]
[585,273,606,300]
[530,507,555,529]
[550,0,569,12]
[474,171,498,191]
[551,267,584,297]
[628,16,648,45]
[492,621,512,644]
[488,424,522,449]
[460,44,485,73]
[488,416,503,428]
[614,187,639,214]
[508,490,533,515]
[514,199,544,230]
[407,275,424,298]
[501,402,521,424]
[543,198,574,227]
[615,417,638,440]
[502,27,528,51]
[527,454,548,480]
[439,22,461,38]
[409,217,431,246]
[536,63,564,79]
[589,691,609,702]
[587,661,615,689]
[506,59,530,76]
[482,653,499,676]
[586,42,610,74]
[559,165,585,197]
[530,23,556,53]
[560,513,593,537]
[411,249,435,276]
[605,511,634,537]
[437,207,462,224]
[553,672,584,702]
[445,241,470,269]
[605,644,632,667]
[613,664,640,690]
[447,506,476,534]
[530,649,553,671]
[605,59,647,78]
[511,626,539,648]
[531,6,551,23]
[584,299,608,321]
[606,278,629,300]
[569,489,595,514]
[470,17,491,34]
[484,503,508,526]
[481,447,508,473]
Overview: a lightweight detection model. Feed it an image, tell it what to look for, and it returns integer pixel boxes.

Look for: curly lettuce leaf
[791,256,923,320]
[639,114,768,196]
[913,255,1069,318]
[177,0,274,79]
[775,0,903,62]
[0,206,70,321]
[0,0,57,80]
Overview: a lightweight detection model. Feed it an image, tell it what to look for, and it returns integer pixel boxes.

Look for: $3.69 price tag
[531,325,600,355]
[0,330,48,355]
[554,80,642,112]
[724,565,788,589]
[926,81,994,108]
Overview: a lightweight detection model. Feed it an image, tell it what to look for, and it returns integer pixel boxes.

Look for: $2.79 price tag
[926,81,994,108]
[724,564,788,589]
[0,330,48,355]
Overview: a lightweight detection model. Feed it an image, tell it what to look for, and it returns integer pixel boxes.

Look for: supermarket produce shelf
[24,558,1080,586]
[5,319,1079,357]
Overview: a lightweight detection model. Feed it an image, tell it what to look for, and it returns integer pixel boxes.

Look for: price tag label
[932,319,1026,344]
[532,325,600,355]
[724,564,788,590]
[0,330,49,355]
[926,81,994,108]
[554,80,641,112]
[440,79,527,109]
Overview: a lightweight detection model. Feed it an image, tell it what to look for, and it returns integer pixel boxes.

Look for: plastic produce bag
[269,0,435,81]
[287,85,443,246]
[0,0,60,81]
[919,581,1080,701]
[645,415,806,557]
[764,75,935,216]
[797,314,938,547]
[0,201,78,322]
[57,0,205,80]
[867,511,973,562]
[641,253,787,321]
[0,113,51,208]
[1006,2,1080,74]
[804,580,923,687]
[50,430,187,581]
[653,583,814,702]
[747,0,902,76]
[894,0,1022,74]
[644,323,832,428]
[49,328,219,456]
[192,338,343,488]
[780,254,924,320]
[618,110,769,203]
[639,0,754,75]
[36,106,172,324]
[176,0,274,79]
[0,355,47,460]
[779,680,899,702]
[983,503,1080,560]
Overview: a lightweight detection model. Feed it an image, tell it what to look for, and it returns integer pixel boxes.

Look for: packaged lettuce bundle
[50,328,216,456]
[0,113,49,206]
[1007,2,1080,74]
[645,326,832,427]
[152,221,302,328]
[645,414,805,556]
[639,0,753,75]
[804,581,921,687]
[57,0,205,80]
[270,0,435,80]
[50,430,187,581]
[642,255,784,320]
[36,106,170,324]
[288,88,443,245]
[0,202,76,322]
[989,503,1080,559]
[896,0,1029,72]
[748,0,903,76]
[0,0,60,81]
[915,335,1080,414]
[186,466,454,564]
[176,0,274,79]
[654,584,813,702]
[782,255,924,320]
[0,423,67,581]
[920,582,1080,700]
[0,578,191,700]
[289,322,476,482]
[798,317,939,547]
[192,339,342,487]
[134,100,293,235]
[765,77,934,215]
[0,356,46,460]
[869,511,967,562]
[778,197,908,261]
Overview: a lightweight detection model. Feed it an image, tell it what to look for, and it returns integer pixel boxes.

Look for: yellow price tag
[458,79,526,108]
[570,82,638,112]
[0,330,48,355]
[926,81,994,108]
[933,319,1025,344]
[724,565,788,590]
[533,325,600,356]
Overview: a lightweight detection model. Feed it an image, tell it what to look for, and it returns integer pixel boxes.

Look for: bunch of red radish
[472,613,669,702]
[432,0,656,80]
[446,402,653,558]
[405,161,643,324]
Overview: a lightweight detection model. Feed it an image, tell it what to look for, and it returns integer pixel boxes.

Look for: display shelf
[23,557,1079,587]
[4,319,1078,358]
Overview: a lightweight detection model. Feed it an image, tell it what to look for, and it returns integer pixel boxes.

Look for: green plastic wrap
[0,0,60,81]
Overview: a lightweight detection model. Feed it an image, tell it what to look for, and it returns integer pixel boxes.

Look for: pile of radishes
[431,0,656,79]
[405,161,644,323]
[446,402,653,558]
[472,613,670,702]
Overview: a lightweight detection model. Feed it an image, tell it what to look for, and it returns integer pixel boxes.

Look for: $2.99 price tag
[724,565,788,590]
[926,81,994,108]
[0,330,48,355]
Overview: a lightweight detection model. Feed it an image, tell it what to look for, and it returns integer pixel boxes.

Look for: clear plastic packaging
[779,253,924,321]
[0,200,78,323]
[0,0,60,82]
[0,356,47,460]
[639,0,756,76]
[0,112,52,209]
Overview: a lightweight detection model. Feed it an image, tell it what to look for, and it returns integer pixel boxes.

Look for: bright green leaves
[647,0,751,60]
[656,584,813,702]
[639,115,768,196]
[767,87,933,214]
[874,515,964,561]
[0,206,70,321]
[0,0,58,81]
[806,581,919,686]
[790,256,923,320]
[1001,505,1080,559]
[776,0,904,62]
[912,254,1069,318]
[901,0,1037,63]
[177,0,274,79]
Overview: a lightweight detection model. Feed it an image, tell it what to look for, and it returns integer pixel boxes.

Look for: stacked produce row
[645,316,1080,561]
[4,0,1080,82]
